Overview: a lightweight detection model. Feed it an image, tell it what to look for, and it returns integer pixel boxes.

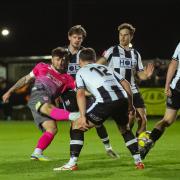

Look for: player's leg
[135,108,147,137]
[140,88,180,159]
[151,109,177,142]
[87,96,118,158]
[58,125,85,170]
[53,120,95,171]
[38,102,80,121]
[31,116,57,161]
[140,108,177,160]
[28,89,58,161]
[132,93,147,137]
[95,124,119,158]
[53,91,82,170]
[113,99,144,169]
[53,102,107,171]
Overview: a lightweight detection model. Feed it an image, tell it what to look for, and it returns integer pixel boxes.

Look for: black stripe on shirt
[124,50,132,83]
[97,86,112,102]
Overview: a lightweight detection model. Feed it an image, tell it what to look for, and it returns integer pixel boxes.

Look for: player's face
[79,59,84,67]
[68,34,84,49]
[51,56,68,73]
[119,28,133,47]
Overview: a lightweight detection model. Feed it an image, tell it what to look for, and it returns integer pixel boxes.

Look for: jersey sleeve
[31,62,44,77]
[29,71,35,77]
[135,51,144,72]
[172,42,180,61]
[102,46,114,63]
[76,71,86,90]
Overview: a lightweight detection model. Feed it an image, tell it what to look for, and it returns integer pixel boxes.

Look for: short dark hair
[79,48,96,62]
[118,23,136,36]
[68,25,87,39]
[51,47,69,58]
[51,47,70,61]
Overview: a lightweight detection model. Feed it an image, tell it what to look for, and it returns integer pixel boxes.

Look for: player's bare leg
[141,108,177,159]
[95,124,119,158]
[31,120,57,161]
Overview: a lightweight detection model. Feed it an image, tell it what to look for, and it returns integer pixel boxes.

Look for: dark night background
[0,0,179,59]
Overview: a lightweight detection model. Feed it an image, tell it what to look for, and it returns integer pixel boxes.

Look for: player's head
[51,47,71,73]
[68,25,87,49]
[79,48,96,67]
[118,23,135,47]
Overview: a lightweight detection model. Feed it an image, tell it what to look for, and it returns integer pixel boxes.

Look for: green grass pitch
[0,119,180,180]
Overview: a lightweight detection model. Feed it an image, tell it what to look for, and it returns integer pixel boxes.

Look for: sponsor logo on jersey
[46,73,63,87]
[68,63,80,74]
[112,57,137,69]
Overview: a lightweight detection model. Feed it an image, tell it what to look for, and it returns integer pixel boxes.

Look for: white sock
[69,112,80,121]
[104,144,112,150]
[68,157,78,166]
[133,154,142,164]
[33,148,43,155]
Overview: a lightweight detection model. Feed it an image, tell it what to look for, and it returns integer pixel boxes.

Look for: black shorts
[28,86,54,131]
[60,90,95,112]
[166,88,180,110]
[86,98,129,126]
[60,90,78,112]
[133,93,145,108]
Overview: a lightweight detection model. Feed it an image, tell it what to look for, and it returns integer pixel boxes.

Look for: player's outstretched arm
[2,74,34,103]
[137,63,154,80]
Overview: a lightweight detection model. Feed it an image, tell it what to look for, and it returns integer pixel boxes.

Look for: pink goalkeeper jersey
[30,62,75,96]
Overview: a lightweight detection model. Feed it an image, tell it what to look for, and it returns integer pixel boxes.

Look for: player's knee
[46,126,58,135]
[136,113,147,122]
[162,120,171,128]
[39,103,54,115]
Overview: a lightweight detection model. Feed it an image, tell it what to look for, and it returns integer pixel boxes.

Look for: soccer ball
[138,131,151,148]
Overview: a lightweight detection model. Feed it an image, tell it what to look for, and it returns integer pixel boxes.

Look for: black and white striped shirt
[103,45,144,94]
[170,42,180,91]
[76,63,127,103]
[67,46,84,78]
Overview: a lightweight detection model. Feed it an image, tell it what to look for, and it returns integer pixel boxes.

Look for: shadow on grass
[2,153,180,180]
[143,159,180,179]
[0,159,66,175]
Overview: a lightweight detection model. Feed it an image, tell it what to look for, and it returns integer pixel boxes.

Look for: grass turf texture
[0,119,180,180]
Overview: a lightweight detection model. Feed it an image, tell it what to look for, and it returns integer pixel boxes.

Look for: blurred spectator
[0,77,31,120]
[0,77,12,120]
[137,59,168,87]
[154,60,168,87]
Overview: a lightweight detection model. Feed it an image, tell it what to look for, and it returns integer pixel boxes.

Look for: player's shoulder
[107,45,117,51]
[102,45,117,56]
[34,62,48,68]
[132,48,140,54]
[76,64,90,75]
[175,42,180,50]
